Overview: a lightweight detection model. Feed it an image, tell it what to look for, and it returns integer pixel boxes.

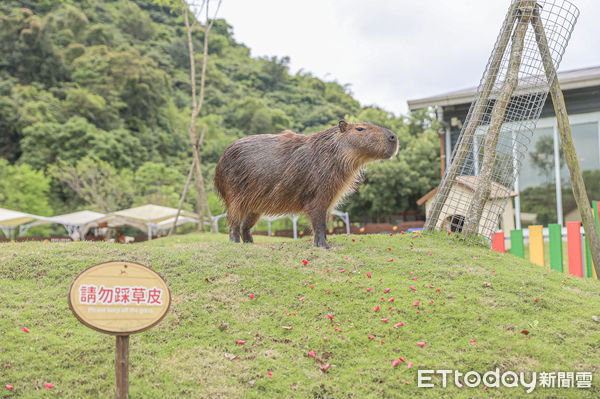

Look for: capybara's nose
[388,135,396,143]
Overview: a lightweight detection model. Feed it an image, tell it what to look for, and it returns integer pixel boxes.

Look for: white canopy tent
[94,204,200,240]
[0,207,50,239]
[30,210,106,239]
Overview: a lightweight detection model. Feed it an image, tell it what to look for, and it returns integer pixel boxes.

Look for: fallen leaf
[224,353,240,361]
[282,326,293,330]
[520,330,529,336]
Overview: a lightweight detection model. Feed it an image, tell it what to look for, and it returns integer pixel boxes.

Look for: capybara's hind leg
[228,217,241,243]
[241,213,261,243]
[307,207,330,249]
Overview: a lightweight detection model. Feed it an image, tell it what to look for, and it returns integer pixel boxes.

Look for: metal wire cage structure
[423,0,579,244]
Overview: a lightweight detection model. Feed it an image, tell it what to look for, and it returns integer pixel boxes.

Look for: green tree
[0,159,52,216]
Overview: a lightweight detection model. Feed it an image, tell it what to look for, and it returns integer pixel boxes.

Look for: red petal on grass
[326,289,330,294]
[333,327,342,332]
[413,301,419,306]
[237,340,246,344]
[430,300,434,305]
[384,288,391,293]
[387,259,394,262]
[388,306,392,310]
[352,239,356,242]
[381,340,385,344]
[389,233,393,236]
[308,350,316,358]
[321,364,330,371]
[5,385,13,391]
[323,337,327,341]
[534,298,538,303]
[368,334,375,339]
[416,342,425,347]
[381,298,386,301]
[409,272,414,275]
[302,260,308,266]
[267,371,273,378]
[410,285,416,291]
[380,318,389,323]
[299,297,305,301]
[270,245,275,249]
[249,294,255,299]
[392,359,400,367]
[398,356,406,362]
[374,305,380,312]
[22,327,30,333]
[393,322,405,328]
[388,298,394,302]
[408,362,413,369]
[471,340,477,344]
[366,272,372,278]
[492,270,496,273]
[411,277,418,280]
[44,383,54,389]
[428,285,433,288]
[310,285,314,289]
[327,314,334,320]
[340,269,346,273]
[435,289,441,293]
[401,231,406,235]
[428,253,432,256]
[366,288,372,292]
[225,273,229,277]
[388,248,391,251]
[417,258,422,261]
[226,265,232,268]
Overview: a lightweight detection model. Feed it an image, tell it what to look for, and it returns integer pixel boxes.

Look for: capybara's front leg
[308,208,330,249]
[241,213,261,243]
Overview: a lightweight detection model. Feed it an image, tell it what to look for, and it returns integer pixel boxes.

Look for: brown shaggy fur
[214,120,399,248]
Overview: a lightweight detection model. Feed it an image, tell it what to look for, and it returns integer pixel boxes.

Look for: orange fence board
[528,225,545,266]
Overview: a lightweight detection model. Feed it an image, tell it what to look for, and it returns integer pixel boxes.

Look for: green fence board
[510,229,524,258]
[548,223,563,272]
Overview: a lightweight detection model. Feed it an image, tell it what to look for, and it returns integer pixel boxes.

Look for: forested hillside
[0,0,440,225]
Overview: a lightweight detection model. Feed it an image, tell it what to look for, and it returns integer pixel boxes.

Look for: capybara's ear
[338,120,349,132]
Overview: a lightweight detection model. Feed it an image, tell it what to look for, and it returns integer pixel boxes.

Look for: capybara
[214,120,399,248]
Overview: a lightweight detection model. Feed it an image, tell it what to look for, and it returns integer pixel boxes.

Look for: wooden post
[463,3,534,236]
[531,5,600,277]
[423,2,519,232]
[115,335,130,399]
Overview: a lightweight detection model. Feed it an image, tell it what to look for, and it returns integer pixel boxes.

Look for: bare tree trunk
[423,2,519,232]
[180,1,220,232]
[169,126,205,236]
[531,5,600,276]
[462,6,532,236]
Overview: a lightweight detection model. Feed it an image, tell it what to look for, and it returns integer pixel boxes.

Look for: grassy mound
[1,233,599,398]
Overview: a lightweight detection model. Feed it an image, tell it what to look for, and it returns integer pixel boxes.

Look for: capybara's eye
[356,127,365,131]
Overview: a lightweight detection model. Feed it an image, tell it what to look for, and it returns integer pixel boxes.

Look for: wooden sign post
[68,261,171,399]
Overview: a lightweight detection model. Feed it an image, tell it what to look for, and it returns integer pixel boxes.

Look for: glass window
[518,127,558,226]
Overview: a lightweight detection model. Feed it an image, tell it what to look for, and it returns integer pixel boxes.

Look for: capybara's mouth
[386,139,399,159]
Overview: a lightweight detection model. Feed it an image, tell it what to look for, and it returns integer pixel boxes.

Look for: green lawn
[1,232,599,398]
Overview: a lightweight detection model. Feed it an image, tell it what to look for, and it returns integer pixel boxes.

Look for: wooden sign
[69,261,171,399]
[69,261,171,335]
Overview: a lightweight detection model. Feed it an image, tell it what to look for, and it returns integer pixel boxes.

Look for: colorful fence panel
[528,225,545,267]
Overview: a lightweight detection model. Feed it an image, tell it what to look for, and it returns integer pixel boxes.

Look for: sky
[216,0,600,116]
